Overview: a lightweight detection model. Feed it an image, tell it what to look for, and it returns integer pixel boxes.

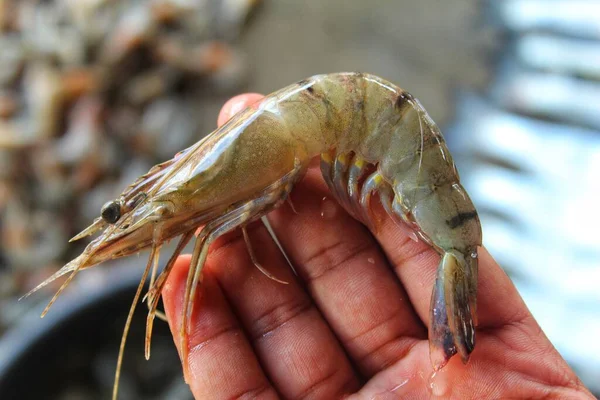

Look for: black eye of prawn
[101,200,121,224]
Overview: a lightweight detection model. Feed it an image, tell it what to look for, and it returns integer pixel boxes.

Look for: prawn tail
[429,249,477,370]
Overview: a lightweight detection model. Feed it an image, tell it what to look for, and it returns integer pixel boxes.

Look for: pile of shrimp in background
[0,0,255,329]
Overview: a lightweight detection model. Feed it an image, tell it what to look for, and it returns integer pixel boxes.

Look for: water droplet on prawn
[367,257,375,264]
[320,196,337,219]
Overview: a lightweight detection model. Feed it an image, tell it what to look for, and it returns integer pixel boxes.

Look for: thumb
[217,93,264,127]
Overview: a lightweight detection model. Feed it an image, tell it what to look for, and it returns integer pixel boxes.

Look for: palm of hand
[161,95,592,400]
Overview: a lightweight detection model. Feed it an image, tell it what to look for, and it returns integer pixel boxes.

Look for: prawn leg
[261,216,298,277]
[358,172,387,231]
[147,246,162,303]
[286,196,299,214]
[332,153,353,212]
[154,310,168,322]
[179,168,303,379]
[348,154,369,208]
[242,227,289,284]
[320,150,344,205]
[144,231,194,359]
[325,151,421,243]
[321,151,372,224]
[381,189,422,243]
[179,205,264,379]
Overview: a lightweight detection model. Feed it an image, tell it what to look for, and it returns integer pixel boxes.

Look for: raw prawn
[25,72,482,399]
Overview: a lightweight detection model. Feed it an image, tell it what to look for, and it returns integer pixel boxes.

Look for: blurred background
[0,0,598,398]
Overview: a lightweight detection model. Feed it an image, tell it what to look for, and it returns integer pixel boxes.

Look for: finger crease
[303,239,374,283]
[189,324,240,354]
[390,241,433,270]
[345,309,403,344]
[250,297,313,341]
[294,366,345,400]
[229,382,275,400]
[358,335,419,373]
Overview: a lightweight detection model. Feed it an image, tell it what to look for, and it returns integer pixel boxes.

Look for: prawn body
[28,72,482,398]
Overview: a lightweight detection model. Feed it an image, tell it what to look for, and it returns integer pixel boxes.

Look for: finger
[208,222,361,398]
[162,255,278,399]
[217,93,264,126]
[268,166,427,378]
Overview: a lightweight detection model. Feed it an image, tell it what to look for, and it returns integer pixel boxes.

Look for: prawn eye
[101,200,121,224]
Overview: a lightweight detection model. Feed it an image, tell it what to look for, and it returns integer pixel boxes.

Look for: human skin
[161,94,594,399]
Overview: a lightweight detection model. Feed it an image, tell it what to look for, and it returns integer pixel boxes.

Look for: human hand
[161,94,594,399]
